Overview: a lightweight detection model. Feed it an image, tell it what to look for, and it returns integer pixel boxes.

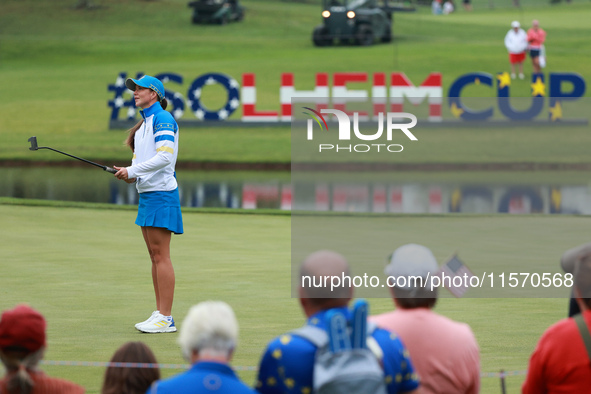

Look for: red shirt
[522,310,591,394]
[527,28,546,49]
[0,370,85,393]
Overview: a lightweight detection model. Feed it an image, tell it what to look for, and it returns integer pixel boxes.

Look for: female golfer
[114,75,182,333]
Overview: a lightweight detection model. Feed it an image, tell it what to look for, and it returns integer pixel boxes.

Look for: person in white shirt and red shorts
[504,21,528,80]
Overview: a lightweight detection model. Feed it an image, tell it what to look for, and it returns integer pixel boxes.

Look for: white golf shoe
[138,313,177,333]
[135,311,160,331]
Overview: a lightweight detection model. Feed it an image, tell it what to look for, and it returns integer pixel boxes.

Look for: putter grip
[105,166,117,174]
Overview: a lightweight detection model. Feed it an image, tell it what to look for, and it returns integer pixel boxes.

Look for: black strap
[574,313,591,362]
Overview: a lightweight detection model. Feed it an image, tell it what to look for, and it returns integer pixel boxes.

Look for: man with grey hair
[522,252,591,393]
[256,250,420,394]
[370,244,480,394]
[147,301,257,393]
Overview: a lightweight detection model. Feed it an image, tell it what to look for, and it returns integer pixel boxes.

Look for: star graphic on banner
[173,108,184,119]
[450,102,464,118]
[115,76,125,87]
[497,72,511,89]
[218,109,229,119]
[549,101,563,121]
[127,107,136,118]
[229,79,239,88]
[114,97,124,108]
[531,77,546,96]
[192,88,202,98]
[205,77,217,85]
[195,109,205,119]
[229,98,240,109]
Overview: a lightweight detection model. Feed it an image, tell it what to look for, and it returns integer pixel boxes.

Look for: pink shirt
[371,308,480,394]
[527,28,546,49]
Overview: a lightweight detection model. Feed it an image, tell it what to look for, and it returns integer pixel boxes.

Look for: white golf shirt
[504,28,528,54]
[126,101,179,193]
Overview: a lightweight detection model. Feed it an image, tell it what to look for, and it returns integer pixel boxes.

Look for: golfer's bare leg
[143,227,175,316]
[142,227,161,312]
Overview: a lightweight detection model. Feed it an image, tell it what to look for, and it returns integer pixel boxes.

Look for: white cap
[384,244,439,290]
[511,21,520,28]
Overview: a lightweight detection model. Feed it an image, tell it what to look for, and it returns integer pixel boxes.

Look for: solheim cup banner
[107,71,586,128]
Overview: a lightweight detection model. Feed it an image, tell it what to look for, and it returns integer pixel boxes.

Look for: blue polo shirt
[256,307,420,394]
[147,361,257,394]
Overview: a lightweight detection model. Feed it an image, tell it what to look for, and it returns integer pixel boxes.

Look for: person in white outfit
[504,21,528,79]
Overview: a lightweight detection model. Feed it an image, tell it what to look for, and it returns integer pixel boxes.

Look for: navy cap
[125,75,165,100]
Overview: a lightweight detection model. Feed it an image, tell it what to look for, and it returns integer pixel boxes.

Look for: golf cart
[188,0,244,25]
[312,0,413,46]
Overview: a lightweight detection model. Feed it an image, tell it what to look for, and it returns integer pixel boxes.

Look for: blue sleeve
[256,341,284,394]
[374,328,420,393]
[153,111,178,134]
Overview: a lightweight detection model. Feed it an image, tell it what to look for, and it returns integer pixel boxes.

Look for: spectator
[504,21,528,79]
[522,251,591,392]
[561,242,591,317]
[0,304,85,394]
[527,20,546,74]
[443,0,455,14]
[256,250,420,394]
[147,301,256,393]
[371,244,480,394]
[431,0,442,15]
[101,341,160,394]
[462,0,472,11]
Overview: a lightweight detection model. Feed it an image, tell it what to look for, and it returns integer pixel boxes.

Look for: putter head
[28,136,39,151]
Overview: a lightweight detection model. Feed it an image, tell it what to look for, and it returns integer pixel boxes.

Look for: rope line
[40,360,524,377]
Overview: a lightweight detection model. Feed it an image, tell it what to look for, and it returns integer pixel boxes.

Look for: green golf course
[2,0,591,393]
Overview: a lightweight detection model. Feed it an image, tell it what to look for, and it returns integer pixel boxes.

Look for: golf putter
[28,136,117,174]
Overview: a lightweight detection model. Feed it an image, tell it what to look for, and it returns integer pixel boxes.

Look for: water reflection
[3,168,591,214]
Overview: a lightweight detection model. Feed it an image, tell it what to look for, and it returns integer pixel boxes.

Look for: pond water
[3,167,591,214]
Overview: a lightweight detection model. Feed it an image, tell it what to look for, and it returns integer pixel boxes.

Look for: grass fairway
[1,201,587,393]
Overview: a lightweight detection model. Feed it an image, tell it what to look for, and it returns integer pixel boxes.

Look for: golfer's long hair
[101,341,160,394]
[125,98,168,151]
[0,347,44,394]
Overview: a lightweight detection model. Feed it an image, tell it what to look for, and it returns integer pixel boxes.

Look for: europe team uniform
[127,101,183,234]
[256,307,420,394]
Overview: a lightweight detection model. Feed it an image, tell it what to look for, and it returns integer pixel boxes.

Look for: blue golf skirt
[136,189,184,234]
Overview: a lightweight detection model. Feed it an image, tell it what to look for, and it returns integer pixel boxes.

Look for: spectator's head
[560,242,591,274]
[299,250,353,316]
[574,253,591,310]
[178,301,239,363]
[511,21,520,31]
[384,244,439,309]
[532,19,539,28]
[101,341,160,394]
[0,304,47,394]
